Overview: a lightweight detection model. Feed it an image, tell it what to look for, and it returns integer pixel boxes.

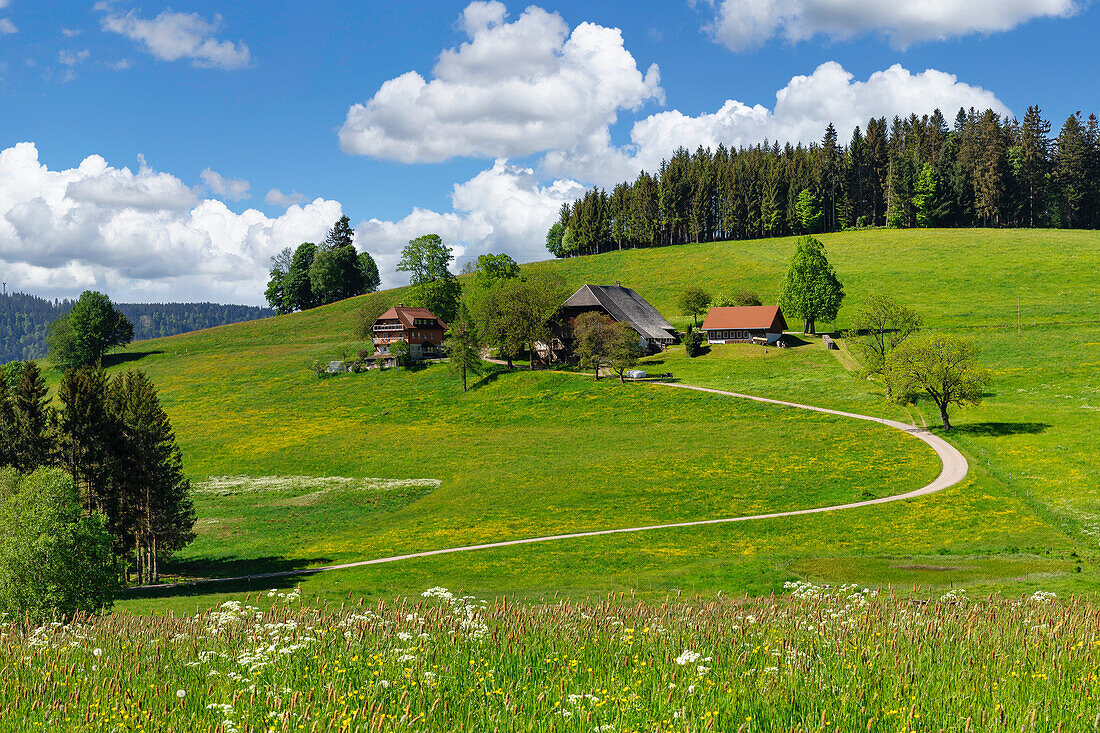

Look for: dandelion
[92,648,103,657]
[176,690,186,699]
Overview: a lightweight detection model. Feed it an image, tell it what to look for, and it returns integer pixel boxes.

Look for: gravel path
[143,382,967,590]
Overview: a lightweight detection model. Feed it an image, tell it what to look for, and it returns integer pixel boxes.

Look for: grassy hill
[104,228,1099,613]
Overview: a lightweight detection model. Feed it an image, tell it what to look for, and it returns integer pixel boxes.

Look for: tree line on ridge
[548,106,1100,258]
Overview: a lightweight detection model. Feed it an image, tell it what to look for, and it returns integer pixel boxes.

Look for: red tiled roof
[375,304,448,330]
[701,306,787,331]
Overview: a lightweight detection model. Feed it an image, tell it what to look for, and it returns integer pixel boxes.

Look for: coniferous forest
[548,107,1100,257]
[0,292,272,364]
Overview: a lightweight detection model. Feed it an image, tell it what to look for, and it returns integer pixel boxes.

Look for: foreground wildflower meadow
[3,583,1097,732]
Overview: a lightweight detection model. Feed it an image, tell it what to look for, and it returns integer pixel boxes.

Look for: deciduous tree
[0,468,120,621]
[778,236,845,334]
[47,291,134,369]
[713,289,762,307]
[677,288,711,326]
[573,311,614,380]
[884,333,990,430]
[849,295,923,388]
[608,322,643,383]
[398,235,462,323]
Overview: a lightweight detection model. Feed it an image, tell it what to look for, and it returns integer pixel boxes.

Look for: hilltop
[97,227,1099,613]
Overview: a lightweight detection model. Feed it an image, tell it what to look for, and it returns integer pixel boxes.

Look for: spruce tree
[56,368,119,523]
[8,361,54,474]
[109,370,195,584]
[1055,114,1089,228]
[443,305,485,393]
[1019,106,1051,228]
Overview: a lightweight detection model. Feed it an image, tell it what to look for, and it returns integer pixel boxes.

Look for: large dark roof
[564,284,676,342]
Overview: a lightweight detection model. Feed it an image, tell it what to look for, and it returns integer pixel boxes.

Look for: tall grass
[4,585,1097,731]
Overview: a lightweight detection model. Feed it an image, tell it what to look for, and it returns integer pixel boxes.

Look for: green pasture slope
[113,228,1098,613]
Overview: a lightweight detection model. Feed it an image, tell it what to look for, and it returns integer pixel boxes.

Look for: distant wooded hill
[0,292,272,363]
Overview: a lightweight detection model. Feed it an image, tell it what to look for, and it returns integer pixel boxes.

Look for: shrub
[0,468,120,621]
[684,326,706,358]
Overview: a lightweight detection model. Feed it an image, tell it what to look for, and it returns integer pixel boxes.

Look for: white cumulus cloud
[265,188,306,207]
[703,0,1082,50]
[99,8,251,70]
[0,17,16,34]
[357,160,585,281]
[200,168,250,201]
[544,61,1010,185]
[0,143,341,303]
[339,1,662,162]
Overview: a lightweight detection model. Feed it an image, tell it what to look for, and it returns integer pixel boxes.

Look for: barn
[700,305,788,345]
[560,283,678,348]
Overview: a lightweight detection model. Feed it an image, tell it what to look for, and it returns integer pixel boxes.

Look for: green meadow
[97,227,1099,613]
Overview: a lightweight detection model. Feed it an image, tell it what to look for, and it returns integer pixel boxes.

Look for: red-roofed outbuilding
[700,306,788,345]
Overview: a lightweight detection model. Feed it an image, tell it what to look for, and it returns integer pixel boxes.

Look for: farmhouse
[371,304,448,364]
[559,283,679,349]
[701,305,788,345]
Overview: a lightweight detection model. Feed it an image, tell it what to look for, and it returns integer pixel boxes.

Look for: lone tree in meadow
[849,294,923,387]
[778,236,844,334]
[677,288,711,326]
[884,333,991,430]
[444,304,485,393]
[47,291,134,370]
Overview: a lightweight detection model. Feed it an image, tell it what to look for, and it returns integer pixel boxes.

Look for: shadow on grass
[779,335,812,348]
[951,421,1052,437]
[103,350,165,367]
[466,368,505,392]
[121,556,333,600]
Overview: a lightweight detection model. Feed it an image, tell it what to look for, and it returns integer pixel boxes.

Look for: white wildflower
[675,649,701,666]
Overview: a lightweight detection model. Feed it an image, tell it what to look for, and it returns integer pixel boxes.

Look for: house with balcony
[370,303,448,365]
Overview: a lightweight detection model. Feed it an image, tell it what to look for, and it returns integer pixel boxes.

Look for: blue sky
[0,0,1096,303]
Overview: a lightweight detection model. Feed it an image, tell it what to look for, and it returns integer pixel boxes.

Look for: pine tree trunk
[135,538,142,585]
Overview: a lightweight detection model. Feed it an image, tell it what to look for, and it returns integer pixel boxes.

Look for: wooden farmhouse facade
[370,304,448,365]
[701,306,788,345]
